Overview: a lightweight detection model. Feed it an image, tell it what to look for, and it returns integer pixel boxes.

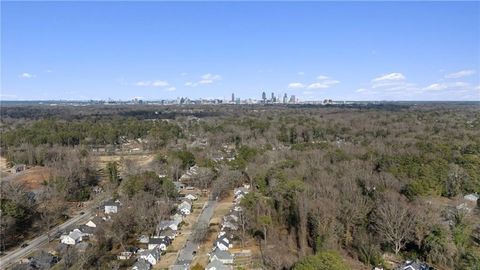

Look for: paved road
[172,199,217,269]
[0,201,101,269]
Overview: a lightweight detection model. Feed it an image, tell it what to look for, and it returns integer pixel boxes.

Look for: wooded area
[1,103,479,269]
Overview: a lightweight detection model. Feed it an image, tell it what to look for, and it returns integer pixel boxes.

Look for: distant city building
[283,93,288,104]
[262,91,266,102]
[289,95,296,103]
[271,92,275,102]
[231,93,235,102]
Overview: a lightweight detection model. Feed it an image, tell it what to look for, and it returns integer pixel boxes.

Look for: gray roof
[206,259,231,270]
[215,237,229,248]
[132,260,151,270]
[398,261,429,270]
[211,248,233,260]
[139,247,161,260]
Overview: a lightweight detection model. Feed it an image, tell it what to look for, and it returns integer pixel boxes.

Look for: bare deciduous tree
[374,194,416,254]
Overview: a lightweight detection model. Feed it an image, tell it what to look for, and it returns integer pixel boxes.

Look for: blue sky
[1,1,479,101]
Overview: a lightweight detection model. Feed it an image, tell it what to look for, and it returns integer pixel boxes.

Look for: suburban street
[172,199,217,269]
[0,200,103,269]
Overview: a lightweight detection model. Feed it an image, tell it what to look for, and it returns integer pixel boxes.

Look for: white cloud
[356,88,368,93]
[297,72,305,76]
[423,83,447,91]
[185,73,222,87]
[288,75,339,90]
[307,82,329,89]
[199,79,214,84]
[180,72,188,76]
[372,72,405,82]
[371,73,412,90]
[445,69,476,79]
[135,80,151,86]
[423,82,470,91]
[19,72,35,79]
[199,73,221,84]
[135,80,170,87]
[165,86,176,92]
[288,82,306,89]
[152,80,169,87]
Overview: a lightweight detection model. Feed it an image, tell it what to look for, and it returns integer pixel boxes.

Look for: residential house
[148,237,171,251]
[178,201,192,215]
[60,230,83,245]
[185,194,197,201]
[222,221,238,231]
[464,193,479,202]
[27,251,59,269]
[205,259,233,270]
[85,216,104,228]
[172,213,183,223]
[138,247,161,265]
[104,199,121,214]
[117,251,133,260]
[209,248,234,264]
[159,228,177,240]
[11,164,26,174]
[132,259,151,270]
[157,220,180,231]
[215,235,232,251]
[78,224,95,236]
[397,260,430,270]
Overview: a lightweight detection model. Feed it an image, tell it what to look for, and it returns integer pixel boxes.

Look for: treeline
[1,118,181,149]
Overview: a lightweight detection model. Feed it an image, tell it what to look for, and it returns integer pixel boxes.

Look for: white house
[138,247,161,265]
[178,201,192,216]
[215,236,232,251]
[185,194,197,201]
[104,200,121,214]
[60,230,83,245]
[464,193,479,202]
[210,248,234,264]
[397,260,428,270]
[85,217,103,228]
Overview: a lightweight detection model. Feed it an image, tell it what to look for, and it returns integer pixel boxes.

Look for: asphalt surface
[172,199,217,269]
[0,202,100,269]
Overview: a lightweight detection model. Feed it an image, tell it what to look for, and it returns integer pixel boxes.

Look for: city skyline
[1,1,479,101]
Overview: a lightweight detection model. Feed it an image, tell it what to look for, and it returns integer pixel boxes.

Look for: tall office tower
[271,92,275,101]
[283,93,288,103]
[231,93,235,102]
[289,95,296,104]
[262,91,266,102]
